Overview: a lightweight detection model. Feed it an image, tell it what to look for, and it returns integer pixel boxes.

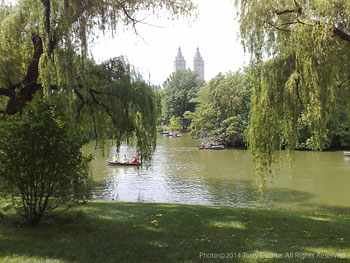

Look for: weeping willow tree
[0,0,195,162]
[235,0,350,184]
[74,57,160,162]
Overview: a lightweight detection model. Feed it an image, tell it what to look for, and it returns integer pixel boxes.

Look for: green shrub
[0,96,92,225]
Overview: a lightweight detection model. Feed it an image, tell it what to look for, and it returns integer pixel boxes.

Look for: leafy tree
[235,0,350,181]
[0,0,195,160]
[162,69,204,130]
[0,96,91,225]
[0,0,195,222]
[296,102,350,150]
[72,57,160,162]
[188,71,251,147]
[169,115,182,130]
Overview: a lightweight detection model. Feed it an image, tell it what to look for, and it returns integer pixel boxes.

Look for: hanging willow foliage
[235,0,350,184]
[0,0,196,163]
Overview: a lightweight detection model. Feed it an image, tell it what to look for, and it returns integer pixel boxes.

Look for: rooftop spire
[173,46,186,72]
[193,47,204,80]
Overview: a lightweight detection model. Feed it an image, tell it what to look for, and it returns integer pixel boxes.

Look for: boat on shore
[106,160,138,166]
[199,145,225,150]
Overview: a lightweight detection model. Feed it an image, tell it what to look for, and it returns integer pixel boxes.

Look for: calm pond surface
[85,134,350,211]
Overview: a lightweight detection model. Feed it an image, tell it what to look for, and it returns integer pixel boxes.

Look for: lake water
[85,134,350,212]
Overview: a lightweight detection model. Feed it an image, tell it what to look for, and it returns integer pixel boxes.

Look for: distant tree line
[161,65,350,150]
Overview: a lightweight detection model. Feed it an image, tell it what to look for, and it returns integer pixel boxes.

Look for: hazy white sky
[5,0,247,85]
[90,0,247,85]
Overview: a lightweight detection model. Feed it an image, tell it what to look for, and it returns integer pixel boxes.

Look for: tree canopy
[235,0,350,181]
[0,0,195,161]
[162,69,204,129]
[188,71,251,147]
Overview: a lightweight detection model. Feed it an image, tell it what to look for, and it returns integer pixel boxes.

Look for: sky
[90,0,248,85]
[5,0,247,85]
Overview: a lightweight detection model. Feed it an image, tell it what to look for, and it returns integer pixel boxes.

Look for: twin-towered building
[173,47,204,81]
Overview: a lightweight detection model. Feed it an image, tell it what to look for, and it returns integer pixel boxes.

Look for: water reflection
[86,134,350,211]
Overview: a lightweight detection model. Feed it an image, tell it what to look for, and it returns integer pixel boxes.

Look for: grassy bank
[1,202,350,262]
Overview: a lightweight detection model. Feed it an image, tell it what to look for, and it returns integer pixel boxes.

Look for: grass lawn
[1,202,350,262]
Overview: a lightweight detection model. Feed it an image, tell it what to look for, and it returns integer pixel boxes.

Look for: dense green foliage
[0,0,195,222]
[162,69,204,129]
[70,57,159,163]
[188,71,251,147]
[235,0,350,180]
[0,97,91,225]
[0,0,195,161]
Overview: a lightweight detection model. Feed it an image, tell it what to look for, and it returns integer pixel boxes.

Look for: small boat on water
[344,151,350,157]
[106,160,138,166]
[166,133,181,137]
[199,145,225,150]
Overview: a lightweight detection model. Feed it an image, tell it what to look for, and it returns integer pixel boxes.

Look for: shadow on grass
[1,201,350,262]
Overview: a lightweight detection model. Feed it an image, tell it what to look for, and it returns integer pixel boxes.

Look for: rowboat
[199,145,225,150]
[106,160,138,166]
[344,151,350,157]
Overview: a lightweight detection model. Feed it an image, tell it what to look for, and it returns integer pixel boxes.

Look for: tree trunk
[28,212,42,226]
[6,34,43,115]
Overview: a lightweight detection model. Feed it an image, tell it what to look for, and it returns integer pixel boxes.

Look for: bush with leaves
[0,96,92,225]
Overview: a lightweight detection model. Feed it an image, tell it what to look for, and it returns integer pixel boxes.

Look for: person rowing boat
[131,156,138,164]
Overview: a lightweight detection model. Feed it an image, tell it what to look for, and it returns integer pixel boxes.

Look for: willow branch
[293,0,303,14]
[89,89,109,111]
[89,89,118,126]
[89,88,128,102]
[91,90,121,98]
[73,86,85,119]
[333,27,350,43]
[275,9,299,16]
[276,0,302,16]
[76,102,85,119]
[338,76,350,88]
[41,0,51,37]
[89,88,103,95]
[296,17,312,26]
[40,0,58,56]
[119,3,139,33]
[267,21,291,32]
[279,22,298,27]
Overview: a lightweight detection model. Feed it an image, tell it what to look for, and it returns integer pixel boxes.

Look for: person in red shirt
[131,156,138,164]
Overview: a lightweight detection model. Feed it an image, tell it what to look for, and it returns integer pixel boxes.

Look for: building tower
[173,47,186,72]
[193,47,204,80]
